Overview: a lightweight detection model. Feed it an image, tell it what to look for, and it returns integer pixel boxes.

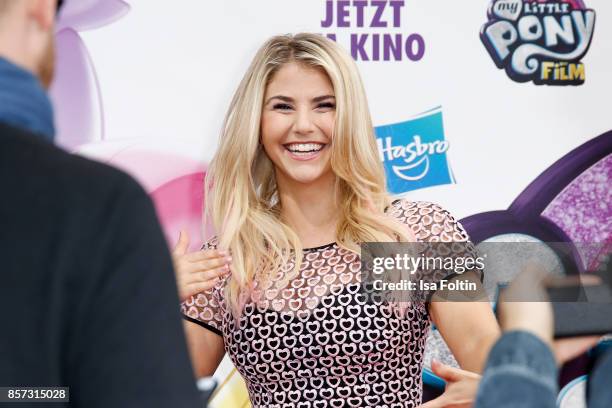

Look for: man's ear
[26,0,56,32]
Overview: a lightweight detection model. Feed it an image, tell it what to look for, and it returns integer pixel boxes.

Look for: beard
[38,34,55,89]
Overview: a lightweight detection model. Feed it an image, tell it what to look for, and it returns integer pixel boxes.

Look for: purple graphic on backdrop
[321,0,425,62]
[461,131,611,272]
[50,0,130,149]
[542,154,611,270]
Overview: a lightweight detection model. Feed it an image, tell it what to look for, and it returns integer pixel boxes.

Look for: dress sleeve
[180,236,224,337]
[389,199,484,298]
[389,199,473,243]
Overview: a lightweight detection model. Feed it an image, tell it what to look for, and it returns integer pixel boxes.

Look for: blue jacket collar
[0,57,54,141]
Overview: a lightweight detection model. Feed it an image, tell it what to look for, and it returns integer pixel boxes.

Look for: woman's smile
[283,142,327,161]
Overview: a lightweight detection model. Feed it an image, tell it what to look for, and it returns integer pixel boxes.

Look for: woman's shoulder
[387,198,470,242]
[386,198,451,221]
[387,197,447,213]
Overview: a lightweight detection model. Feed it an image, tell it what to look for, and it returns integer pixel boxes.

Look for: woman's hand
[419,360,481,408]
[172,230,232,302]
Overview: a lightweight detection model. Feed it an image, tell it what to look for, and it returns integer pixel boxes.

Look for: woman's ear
[28,0,56,32]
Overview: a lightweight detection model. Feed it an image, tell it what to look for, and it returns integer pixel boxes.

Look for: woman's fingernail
[225,256,232,263]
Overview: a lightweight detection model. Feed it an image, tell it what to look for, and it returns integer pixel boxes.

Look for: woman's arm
[183,320,226,378]
[390,200,501,372]
[429,272,501,373]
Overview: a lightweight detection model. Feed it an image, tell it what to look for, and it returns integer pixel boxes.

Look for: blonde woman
[174,33,500,407]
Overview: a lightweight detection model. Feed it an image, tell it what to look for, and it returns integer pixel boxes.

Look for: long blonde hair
[205,33,415,316]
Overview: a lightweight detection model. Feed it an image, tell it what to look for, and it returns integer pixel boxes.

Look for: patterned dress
[181,200,474,408]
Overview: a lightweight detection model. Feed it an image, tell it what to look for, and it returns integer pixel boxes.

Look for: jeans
[589,349,612,408]
[475,331,612,407]
[475,331,557,408]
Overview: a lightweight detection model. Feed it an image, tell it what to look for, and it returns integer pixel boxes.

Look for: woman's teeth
[285,143,324,153]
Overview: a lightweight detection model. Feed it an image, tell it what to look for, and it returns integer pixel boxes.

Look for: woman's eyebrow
[265,94,336,105]
[312,95,335,102]
[265,95,293,105]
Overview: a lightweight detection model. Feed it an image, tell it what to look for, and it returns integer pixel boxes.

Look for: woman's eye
[317,102,336,110]
[273,103,293,111]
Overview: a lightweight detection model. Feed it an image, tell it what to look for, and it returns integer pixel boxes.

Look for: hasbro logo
[375,107,454,194]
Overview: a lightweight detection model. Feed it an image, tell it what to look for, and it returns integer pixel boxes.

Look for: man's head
[0,0,61,88]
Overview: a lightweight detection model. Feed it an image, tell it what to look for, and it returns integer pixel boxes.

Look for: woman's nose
[293,109,315,135]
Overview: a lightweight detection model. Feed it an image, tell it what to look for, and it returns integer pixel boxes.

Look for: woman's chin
[283,170,331,186]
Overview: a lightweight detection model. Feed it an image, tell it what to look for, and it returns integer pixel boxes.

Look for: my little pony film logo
[375,107,454,195]
[480,0,596,85]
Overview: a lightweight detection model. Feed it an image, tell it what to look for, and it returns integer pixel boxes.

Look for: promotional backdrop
[49,0,611,405]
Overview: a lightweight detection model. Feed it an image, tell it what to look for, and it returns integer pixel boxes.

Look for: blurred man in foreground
[0,1,201,406]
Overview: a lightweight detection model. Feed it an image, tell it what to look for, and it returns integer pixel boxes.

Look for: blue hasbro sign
[374,107,454,194]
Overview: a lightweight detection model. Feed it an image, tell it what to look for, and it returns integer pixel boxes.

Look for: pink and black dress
[181,199,474,408]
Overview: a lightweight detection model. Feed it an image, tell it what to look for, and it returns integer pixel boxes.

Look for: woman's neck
[276,171,339,248]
